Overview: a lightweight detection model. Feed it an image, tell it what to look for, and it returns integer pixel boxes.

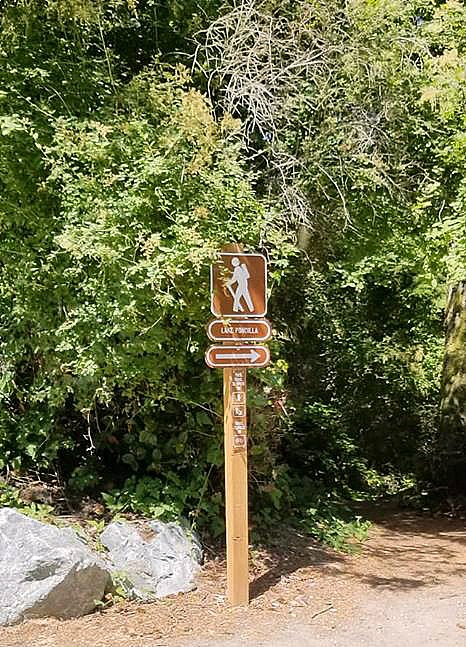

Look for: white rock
[101,520,202,601]
[0,508,109,626]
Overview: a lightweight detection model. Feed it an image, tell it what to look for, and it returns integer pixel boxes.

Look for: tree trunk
[439,281,466,490]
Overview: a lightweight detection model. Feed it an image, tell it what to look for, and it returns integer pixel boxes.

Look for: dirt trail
[1,508,465,647]
[186,509,466,647]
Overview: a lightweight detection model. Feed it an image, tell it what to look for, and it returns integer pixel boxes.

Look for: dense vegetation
[1,0,466,541]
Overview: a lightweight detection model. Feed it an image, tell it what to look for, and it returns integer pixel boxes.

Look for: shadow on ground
[249,504,466,600]
[249,528,345,601]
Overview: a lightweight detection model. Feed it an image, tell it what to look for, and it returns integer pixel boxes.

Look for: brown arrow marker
[205,345,270,368]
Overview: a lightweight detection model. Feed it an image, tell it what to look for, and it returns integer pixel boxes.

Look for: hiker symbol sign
[210,253,267,318]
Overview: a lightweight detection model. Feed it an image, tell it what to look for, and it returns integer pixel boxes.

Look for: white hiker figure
[226,257,254,313]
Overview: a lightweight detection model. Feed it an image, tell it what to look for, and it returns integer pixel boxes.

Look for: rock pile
[0,508,202,626]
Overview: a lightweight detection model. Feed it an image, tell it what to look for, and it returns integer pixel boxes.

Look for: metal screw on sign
[205,245,271,607]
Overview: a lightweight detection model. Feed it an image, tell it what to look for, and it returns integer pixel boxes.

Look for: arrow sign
[205,345,270,368]
[217,349,261,363]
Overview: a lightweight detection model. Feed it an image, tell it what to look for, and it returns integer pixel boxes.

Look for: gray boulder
[101,520,202,601]
[0,508,110,626]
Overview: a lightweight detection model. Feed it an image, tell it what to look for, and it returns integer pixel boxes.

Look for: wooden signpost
[205,248,271,607]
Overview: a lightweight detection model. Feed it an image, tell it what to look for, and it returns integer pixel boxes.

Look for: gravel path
[183,508,466,647]
[188,577,466,647]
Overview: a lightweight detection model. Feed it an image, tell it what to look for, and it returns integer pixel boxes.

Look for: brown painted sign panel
[230,368,247,450]
[207,318,272,342]
[210,253,267,318]
[205,345,270,368]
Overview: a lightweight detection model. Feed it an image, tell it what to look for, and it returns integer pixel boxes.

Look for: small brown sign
[205,345,270,368]
[230,368,247,451]
[210,253,267,318]
[207,318,272,342]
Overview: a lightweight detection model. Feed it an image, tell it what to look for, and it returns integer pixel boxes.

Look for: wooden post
[224,366,249,606]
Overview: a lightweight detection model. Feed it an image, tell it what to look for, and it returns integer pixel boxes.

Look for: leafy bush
[2,0,466,546]
[0,3,293,528]
[301,500,371,553]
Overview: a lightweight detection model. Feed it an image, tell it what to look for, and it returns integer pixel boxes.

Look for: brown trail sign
[207,318,272,342]
[206,247,271,608]
[205,344,270,368]
[210,253,267,318]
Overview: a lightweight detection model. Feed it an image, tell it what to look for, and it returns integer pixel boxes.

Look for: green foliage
[276,251,443,487]
[101,473,224,535]
[0,1,294,538]
[302,500,371,553]
[1,0,466,547]
[267,1,466,498]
